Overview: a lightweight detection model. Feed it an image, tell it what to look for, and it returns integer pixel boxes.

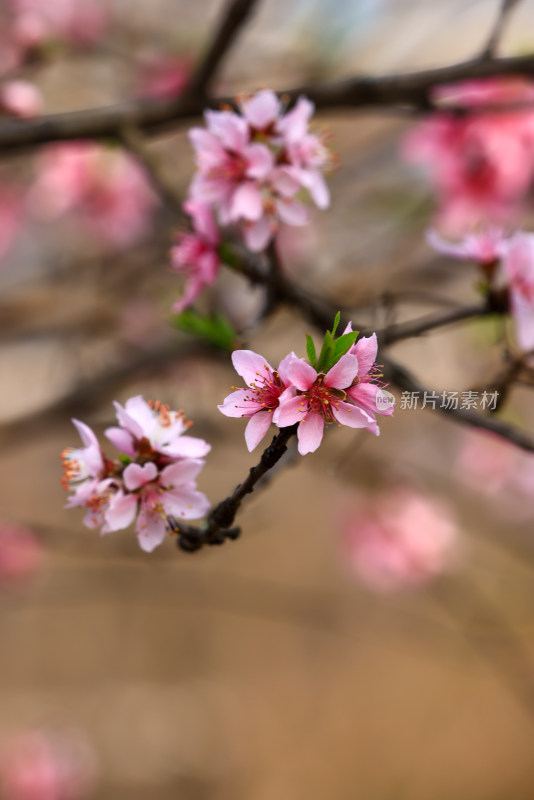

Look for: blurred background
[1,0,534,797]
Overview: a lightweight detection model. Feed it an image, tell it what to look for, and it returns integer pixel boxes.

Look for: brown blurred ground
[1,1,534,798]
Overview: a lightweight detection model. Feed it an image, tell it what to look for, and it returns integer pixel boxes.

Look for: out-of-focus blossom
[0,729,96,800]
[171,199,221,312]
[62,398,211,552]
[427,227,507,265]
[0,523,44,586]
[137,55,190,99]
[0,80,43,118]
[29,143,157,248]
[340,488,458,591]
[499,232,534,351]
[218,350,296,451]
[403,78,534,234]
[188,89,332,251]
[9,0,108,50]
[457,429,534,519]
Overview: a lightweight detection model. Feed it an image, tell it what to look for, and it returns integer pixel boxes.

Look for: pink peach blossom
[403,78,534,234]
[0,729,96,800]
[0,523,44,585]
[29,143,157,248]
[218,350,297,451]
[344,326,395,434]
[187,89,332,251]
[171,199,221,312]
[0,80,43,118]
[106,396,211,460]
[274,353,374,455]
[341,488,458,591]
[9,0,108,49]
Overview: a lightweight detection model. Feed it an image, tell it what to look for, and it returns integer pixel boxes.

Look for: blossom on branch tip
[219,317,393,455]
[0,80,43,118]
[499,232,534,352]
[61,398,211,552]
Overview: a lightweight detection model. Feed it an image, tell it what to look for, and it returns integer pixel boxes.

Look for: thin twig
[187,0,262,97]
[3,53,534,150]
[172,425,298,551]
[482,0,522,60]
[377,303,493,345]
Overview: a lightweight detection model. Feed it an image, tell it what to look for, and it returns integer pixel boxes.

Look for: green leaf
[171,309,237,352]
[333,331,358,360]
[331,310,341,338]
[306,334,317,368]
[317,330,335,373]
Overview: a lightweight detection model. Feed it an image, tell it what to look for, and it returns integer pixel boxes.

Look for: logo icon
[376,389,395,411]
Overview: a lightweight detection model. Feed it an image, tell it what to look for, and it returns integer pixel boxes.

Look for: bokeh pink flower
[29,143,157,249]
[403,78,534,235]
[340,488,458,591]
[170,199,221,312]
[0,523,44,586]
[0,729,96,800]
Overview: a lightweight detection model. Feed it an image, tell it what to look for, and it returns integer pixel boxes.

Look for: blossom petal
[297,412,324,455]
[160,459,205,485]
[243,216,272,251]
[204,110,249,152]
[230,181,264,222]
[232,350,274,386]
[162,435,211,458]
[286,358,317,391]
[274,391,307,426]
[218,388,257,418]
[105,426,136,457]
[162,485,211,519]
[241,90,281,129]
[325,353,359,389]
[332,400,374,429]
[245,143,275,179]
[245,409,273,451]
[276,199,308,226]
[136,509,167,552]
[105,491,138,531]
[123,462,158,491]
[350,334,378,375]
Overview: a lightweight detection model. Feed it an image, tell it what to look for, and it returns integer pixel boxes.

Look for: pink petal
[232,349,274,386]
[136,508,167,552]
[162,436,211,459]
[241,90,281,129]
[112,400,144,439]
[286,358,317,391]
[276,199,309,226]
[105,491,138,531]
[277,96,314,143]
[297,412,324,454]
[162,485,211,519]
[123,462,158,491]
[160,459,205,486]
[245,409,273,451]
[105,426,136,457]
[274,391,308,426]
[301,170,330,209]
[204,110,249,153]
[243,215,272,251]
[350,334,378,375]
[72,418,98,450]
[218,388,256,418]
[332,401,374,429]
[230,181,264,222]
[244,143,274,180]
[277,351,299,385]
[325,353,359,389]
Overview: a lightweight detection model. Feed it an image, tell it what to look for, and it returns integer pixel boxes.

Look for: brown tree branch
[3,53,534,151]
[482,0,522,60]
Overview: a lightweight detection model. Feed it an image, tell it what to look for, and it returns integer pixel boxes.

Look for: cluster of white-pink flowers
[218,318,394,455]
[171,88,333,311]
[429,227,534,352]
[61,396,211,553]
